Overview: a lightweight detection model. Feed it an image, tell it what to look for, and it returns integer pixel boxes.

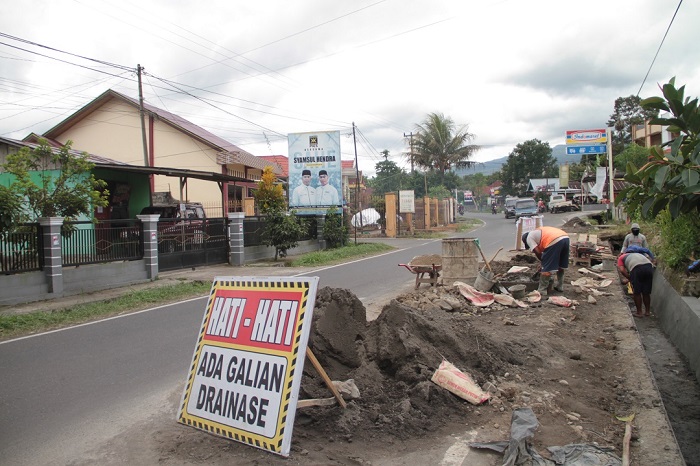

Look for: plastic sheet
[469,407,621,466]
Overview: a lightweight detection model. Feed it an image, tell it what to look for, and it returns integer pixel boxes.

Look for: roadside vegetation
[0,281,212,340]
[0,241,397,339]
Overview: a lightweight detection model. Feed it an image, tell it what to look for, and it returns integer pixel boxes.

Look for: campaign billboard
[288,131,342,214]
[178,276,319,457]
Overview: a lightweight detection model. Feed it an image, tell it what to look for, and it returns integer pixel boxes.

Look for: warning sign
[177,276,319,457]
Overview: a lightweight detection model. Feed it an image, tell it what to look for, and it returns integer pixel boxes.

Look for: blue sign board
[566,144,607,155]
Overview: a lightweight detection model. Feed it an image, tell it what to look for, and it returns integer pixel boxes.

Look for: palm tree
[411,112,480,180]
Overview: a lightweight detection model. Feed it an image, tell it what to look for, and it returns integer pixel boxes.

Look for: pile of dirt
[297,256,634,453]
[148,255,682,465]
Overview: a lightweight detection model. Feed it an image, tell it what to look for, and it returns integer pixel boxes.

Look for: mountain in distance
[455,144,577,176]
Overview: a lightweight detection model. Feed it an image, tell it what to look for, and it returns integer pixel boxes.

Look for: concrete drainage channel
[624,294,700,465]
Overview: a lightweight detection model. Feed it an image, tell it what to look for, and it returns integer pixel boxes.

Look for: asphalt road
[0,211,577,464]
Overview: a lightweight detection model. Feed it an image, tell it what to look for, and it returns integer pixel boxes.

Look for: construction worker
[521,226,570,295]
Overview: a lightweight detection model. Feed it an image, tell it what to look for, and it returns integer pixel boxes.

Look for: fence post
[228,212,245,266]
[384,192,397,238]
[316,214,326,250]
[137,214,160,279]
[38,217,64,294]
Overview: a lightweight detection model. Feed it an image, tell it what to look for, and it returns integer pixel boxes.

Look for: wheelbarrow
[399,255,442,289]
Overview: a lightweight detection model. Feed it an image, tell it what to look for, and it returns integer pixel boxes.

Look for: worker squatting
[195,351,285,428]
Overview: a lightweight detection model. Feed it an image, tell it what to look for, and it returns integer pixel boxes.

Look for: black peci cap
[521,232,530,249]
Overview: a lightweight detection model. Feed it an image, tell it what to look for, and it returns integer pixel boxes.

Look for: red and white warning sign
[177,276,319,457]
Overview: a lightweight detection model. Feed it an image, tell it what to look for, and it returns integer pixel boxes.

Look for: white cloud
[1,0,698,178]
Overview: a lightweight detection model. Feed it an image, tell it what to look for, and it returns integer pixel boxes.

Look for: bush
[323,208,349,248]
[656,210,700,269]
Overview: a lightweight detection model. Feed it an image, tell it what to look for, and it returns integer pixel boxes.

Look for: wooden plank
[306,347,347,409]
[297,397,337,409]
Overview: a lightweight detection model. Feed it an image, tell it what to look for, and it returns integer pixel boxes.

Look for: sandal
[633,313,644,318]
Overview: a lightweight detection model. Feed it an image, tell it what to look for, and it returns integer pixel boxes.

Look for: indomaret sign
[177,276,319,457]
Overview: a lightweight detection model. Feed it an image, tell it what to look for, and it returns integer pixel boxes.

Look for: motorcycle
[491,204,497,215]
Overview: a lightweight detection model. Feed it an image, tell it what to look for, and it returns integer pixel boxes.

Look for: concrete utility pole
[353,122,360,244]
[403,132,414,172]
[137,64,148,168]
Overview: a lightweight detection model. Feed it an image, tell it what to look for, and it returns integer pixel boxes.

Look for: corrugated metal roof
[0,136,249,183]
[42,89,282,175]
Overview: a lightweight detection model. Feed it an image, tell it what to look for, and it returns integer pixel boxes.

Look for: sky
[0,0,697,177]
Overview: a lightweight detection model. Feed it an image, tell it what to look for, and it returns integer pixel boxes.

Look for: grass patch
[289,242,395,266]
[0,281,212,340]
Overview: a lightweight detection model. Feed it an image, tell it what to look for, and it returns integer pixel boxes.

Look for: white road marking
[441,430,479,466]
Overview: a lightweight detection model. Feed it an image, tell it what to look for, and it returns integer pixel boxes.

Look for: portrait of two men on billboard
[288,131,342,211]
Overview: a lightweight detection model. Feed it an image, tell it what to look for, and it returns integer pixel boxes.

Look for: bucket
[441,238,479,286]
[474,270,496,292]
[508,284,527,299]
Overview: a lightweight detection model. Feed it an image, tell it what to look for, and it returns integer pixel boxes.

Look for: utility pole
[403,132,414,172]
[404,131,426,195]
[137,64,149,168]
[353,122,360,245]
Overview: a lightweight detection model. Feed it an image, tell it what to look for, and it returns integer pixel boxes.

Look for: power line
[637,0,683,96]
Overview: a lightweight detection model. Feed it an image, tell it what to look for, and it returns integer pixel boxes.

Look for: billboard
[288,131,342,214]
[566,129,607,145]
[178,276,319,457]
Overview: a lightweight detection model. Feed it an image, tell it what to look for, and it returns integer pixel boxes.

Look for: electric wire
[637,0,683,96]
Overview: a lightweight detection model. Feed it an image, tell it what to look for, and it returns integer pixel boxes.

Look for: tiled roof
[259,155,288,177]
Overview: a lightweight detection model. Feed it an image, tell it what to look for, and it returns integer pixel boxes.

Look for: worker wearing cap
[621,223,648,253]
[522,226,570,295]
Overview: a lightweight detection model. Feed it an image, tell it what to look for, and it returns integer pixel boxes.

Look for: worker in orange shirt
[522,226,570,295]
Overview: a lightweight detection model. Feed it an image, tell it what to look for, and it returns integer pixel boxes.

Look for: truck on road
[548,194,579,214]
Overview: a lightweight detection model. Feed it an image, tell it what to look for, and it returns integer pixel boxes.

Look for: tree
[500,139,557,196]
[614,143,651,172]
[2,139,109,226]
[367,150,407,195]
[412,112,480,181]
[607,95,659,155]
[0,185,24,234]
[619,78,700,220]
[253,166,304,260]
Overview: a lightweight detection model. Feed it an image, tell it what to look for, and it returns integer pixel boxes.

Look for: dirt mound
[299,275,573,443]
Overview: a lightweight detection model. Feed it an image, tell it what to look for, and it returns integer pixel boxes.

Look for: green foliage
[655,210,700,269]
[0,281,211,339]
[500,139,557,196]
[1,139,109,225]
[253,166,305,260]
[615,143,651,171]
[619,78,700,220]
[0,185,24,234]
[322,208,349,248]
[289,242,394,266]
[260,210,305,260]
[368,153,408,195]
[427,185,451,199]
[607,95,659,155]
[412,112,480,180]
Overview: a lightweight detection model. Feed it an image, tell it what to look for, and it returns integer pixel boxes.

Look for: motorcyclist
[491,203,497,214]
